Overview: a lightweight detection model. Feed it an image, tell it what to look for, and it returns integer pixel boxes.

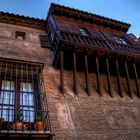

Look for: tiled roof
[0,11,46,30]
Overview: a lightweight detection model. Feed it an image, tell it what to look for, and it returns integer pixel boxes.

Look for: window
[113,36,127,45]
[79,27,90,36]
[15,31,26,40]
[0,80,35,122]
[0,80,15,121]
[20,82,35,122]
[0,59,48,128]
[40,35,50,48]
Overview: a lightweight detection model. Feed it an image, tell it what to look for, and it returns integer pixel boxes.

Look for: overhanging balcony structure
[52,30,140,67]
[47,3,140,98]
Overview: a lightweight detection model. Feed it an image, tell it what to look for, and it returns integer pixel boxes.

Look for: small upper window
[15,31,26,40]
[79,27,90,36]
[113,36,127,45]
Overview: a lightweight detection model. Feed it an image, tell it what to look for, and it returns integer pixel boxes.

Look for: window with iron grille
[0,59,50,132]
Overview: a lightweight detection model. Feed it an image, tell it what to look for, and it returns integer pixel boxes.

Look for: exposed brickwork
[44,69,140,140]
[0,22,49,63]
[0,22,140,140]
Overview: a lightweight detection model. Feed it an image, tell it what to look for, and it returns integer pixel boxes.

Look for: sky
[0,0,139,36]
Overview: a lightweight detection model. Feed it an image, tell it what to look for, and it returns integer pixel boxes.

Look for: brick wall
[0,23,140,140]
[44,69,140,140]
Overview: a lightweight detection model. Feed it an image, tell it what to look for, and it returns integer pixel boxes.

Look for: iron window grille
[0,58,51,133]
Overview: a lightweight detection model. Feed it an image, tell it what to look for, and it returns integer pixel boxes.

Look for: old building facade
[0,3,140,140]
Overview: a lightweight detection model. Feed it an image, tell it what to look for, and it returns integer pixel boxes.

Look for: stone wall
[0,23,140,140]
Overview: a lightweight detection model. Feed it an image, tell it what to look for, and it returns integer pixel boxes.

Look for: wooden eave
[48,3,131,32]
[0,11,46,30]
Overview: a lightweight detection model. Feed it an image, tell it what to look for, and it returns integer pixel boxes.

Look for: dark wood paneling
[106,58,113,97]
[100,31,115,42]
[124,33,140,46]
[124,61,132,98]
[60,50,64,94]
[115,59,123,97]
[73,51,78,94]
[84,54,90,95]
[133,63,140,98]
[95,56,102,96]
[88,28,104,40]
[39,35,50,48]
[69,24,81,34]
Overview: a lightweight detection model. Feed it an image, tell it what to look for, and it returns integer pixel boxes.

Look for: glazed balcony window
[113,36,127,45]
[79,27,90,36]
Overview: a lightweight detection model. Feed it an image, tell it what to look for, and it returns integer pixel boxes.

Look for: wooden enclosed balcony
[49,30,140,98]
[51,30,140,67]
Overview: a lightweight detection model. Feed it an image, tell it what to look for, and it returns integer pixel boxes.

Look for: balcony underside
[53,41,140,69]
[52,31,140,68]
[51,32,140,97]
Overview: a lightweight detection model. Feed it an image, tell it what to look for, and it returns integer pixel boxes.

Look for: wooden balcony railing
[51,30,140,60]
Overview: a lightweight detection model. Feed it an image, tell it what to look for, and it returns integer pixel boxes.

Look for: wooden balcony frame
[50,30,140,98]
[51,30,140,68]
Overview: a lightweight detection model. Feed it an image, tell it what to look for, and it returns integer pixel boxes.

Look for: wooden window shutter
[100,31,115,42]
[87,28,104,39]
[57,21,70,32]
[69,24,81,34]
[124,33,140,46]
[39,35,50,48]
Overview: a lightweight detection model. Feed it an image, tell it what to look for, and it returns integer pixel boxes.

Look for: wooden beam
[73,50,78,94]
[124,61,132,98]
[115,59,123,97]
[60,50,64,94]
[106,58,113,97]
[95,56,102,96]
[133,63,140,97]
[84,54,90,95]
